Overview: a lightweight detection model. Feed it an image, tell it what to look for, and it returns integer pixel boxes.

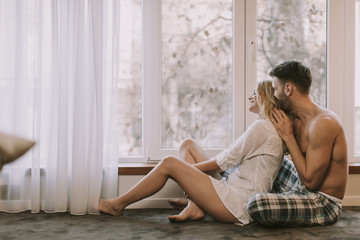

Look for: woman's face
[248,90,260,114]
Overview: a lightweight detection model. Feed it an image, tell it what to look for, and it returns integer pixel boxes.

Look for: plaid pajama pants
[247,157,342,226]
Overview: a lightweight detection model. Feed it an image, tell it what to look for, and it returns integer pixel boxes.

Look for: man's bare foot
[98,199,123,216]
[168,198,188,210]
[168,201,205,223]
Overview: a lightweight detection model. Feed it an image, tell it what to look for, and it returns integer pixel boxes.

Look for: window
[256,0,327,107]
[119,0,356,162]
[328,0,358,163]
[118,0,142,156]
[355,0,360,156]
[139,0,244,161]
[161,0,233,149]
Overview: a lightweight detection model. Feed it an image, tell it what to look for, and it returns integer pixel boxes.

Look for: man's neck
[290,95,318,121]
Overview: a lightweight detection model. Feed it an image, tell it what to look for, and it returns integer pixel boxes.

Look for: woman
[99,80,285,225]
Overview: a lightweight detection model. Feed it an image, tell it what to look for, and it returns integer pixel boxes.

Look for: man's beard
[276,92,292,113]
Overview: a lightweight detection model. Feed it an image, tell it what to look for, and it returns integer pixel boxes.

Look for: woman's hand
[270,108,294,142]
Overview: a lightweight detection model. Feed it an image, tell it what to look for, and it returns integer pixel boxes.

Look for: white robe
[210,118,285,225]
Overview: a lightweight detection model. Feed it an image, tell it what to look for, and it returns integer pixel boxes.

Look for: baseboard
[342,196,360,206]
[126,198,174,209]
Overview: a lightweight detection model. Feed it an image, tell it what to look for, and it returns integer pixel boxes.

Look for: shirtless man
[247,60,348,226]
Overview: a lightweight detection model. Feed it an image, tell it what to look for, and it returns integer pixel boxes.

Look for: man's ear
[285,83,294,96]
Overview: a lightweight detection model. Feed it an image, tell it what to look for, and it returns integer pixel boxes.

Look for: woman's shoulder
[253,119,285,155]
[248,118,274,130]
[248,118,279,139]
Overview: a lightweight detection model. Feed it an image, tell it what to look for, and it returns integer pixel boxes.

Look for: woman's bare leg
[168,139,222,212]
[98,156,238,223]
[169,138,207,208]
[179,138,208,164]
[168,199,205,222]
[179,138,222,179]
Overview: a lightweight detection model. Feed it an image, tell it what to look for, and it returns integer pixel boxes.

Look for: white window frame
[141,0,246,162]
[355,0,360,162]
[328,0,358,163]
[119,0,359,163]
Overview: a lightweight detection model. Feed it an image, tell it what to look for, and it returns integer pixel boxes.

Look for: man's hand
[270,108,294,142]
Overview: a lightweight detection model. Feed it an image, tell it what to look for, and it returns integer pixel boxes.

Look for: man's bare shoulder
[313,107,342,127]
[309,108,343,143]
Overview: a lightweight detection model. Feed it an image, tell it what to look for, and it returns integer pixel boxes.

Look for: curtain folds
[0,0,119,214]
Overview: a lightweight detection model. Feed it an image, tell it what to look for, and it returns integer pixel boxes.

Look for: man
[247,60,348,226]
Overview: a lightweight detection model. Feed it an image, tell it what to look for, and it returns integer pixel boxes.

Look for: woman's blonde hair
[256,80,281,119]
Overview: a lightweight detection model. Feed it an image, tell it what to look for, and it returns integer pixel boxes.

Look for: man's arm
[271,109,337,190]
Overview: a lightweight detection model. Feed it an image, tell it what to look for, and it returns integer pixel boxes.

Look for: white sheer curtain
[0,0,119,214]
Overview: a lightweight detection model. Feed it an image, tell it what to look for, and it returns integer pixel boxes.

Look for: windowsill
[118,162,158,175]
[349,163,360,174]
[118,162,360,175]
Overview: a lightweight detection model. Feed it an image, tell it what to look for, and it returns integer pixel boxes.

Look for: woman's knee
[159,156,191,181]
[179,138,196,153]
[159,155,181,171]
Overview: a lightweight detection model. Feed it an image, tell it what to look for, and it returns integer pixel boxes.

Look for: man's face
[272,77,291,112]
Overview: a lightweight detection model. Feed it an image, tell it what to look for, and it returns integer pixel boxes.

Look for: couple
[99,61,348,226]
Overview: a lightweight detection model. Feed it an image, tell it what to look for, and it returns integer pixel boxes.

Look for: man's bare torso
[293,106,348,199]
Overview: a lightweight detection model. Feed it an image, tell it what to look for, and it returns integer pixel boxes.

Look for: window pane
[162,0,233,148]
[257,0,327,107]
[118,0,142,156]
[355,0,360,156]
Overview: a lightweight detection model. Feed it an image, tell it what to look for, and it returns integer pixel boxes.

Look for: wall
[343,175,360,206]
[119,174,360,208]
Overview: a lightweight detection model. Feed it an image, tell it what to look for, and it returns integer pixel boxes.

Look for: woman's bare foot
[168,200,205,223]
[168,198,188,210]
[98,199,123,216]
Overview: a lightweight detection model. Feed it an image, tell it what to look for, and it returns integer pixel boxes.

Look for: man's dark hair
[269,61,312,94]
